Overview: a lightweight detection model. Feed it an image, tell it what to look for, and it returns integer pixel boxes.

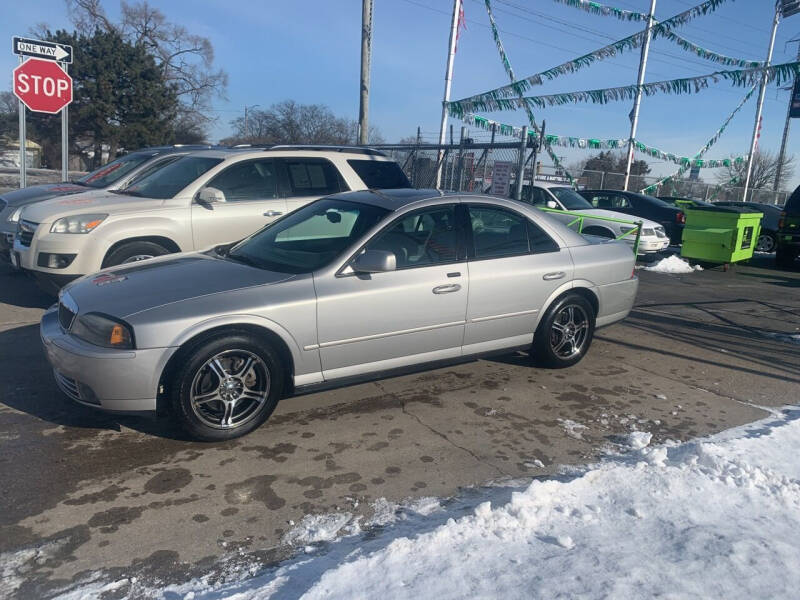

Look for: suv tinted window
[347,160,411,189]
[207,159,278,201]
[122,157,223,199]
[284,159,346,197]
[366,205,459,269]
[786,186,800,212]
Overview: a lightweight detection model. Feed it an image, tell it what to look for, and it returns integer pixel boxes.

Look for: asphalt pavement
[1,255,799,598]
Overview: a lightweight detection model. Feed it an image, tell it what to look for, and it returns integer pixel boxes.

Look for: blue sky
[3,0,800,187]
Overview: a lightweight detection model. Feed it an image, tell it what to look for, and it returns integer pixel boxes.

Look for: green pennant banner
[483,0,576,184]
[632,140,746,168]
[662,31,763,69]
[455,0,740,107]
[447,63,797,115]
[640,84,756,192]
[552,0,648,21]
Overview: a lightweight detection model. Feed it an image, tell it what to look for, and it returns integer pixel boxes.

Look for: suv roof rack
[266,145,387,157]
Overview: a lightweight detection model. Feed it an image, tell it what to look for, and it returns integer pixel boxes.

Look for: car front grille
[17,220,38,247]
[58,301,77,330]
[54,370,81,401]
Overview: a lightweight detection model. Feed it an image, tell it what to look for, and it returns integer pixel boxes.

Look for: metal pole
[514,126,528,200]
[774,41,800,192]
[530,120,545,187]
[455,126,466,191]
[436,0,461,187]
[61,62,69,182]
[18,56,26,189]
[481,124,495,193]
[623,0,657,191]
[744,4,780,201]
[358,0,373,145]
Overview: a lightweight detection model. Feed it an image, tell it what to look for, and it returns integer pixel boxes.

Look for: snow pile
[55,408,800,600]
[761,331,800,346]
[645,254,703,274]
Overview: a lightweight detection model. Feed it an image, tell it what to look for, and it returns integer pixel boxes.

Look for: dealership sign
[13,58,73,114]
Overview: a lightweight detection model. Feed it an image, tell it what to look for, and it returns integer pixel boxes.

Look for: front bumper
[40,307,173,412]
[14,234,86,292]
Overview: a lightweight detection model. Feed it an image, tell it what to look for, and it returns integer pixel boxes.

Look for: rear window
[786,186,800,212]
[347,160,411,189]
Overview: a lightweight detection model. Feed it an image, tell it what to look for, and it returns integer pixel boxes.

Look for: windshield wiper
[225,252,264,269]
[113,189,142,197]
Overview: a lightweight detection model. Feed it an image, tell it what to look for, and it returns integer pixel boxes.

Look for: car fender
[95,213,192,265]
[537,279,598,327]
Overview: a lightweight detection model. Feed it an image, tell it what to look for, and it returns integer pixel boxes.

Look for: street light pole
[623,0,656,191]
[743,4,780,201]
[437,0,461,188]
[774,39,800,193]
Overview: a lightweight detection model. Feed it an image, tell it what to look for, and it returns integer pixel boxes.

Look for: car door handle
[263,210,283,217]
[543,271,565,281]
[432,284,461,294]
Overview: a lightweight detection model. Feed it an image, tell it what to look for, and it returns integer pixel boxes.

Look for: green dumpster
[680,205,763,264]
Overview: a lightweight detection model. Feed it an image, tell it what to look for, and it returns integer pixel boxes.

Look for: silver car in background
[40,189,639,441]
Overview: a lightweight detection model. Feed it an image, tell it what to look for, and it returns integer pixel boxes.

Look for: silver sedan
[40,189,638,440]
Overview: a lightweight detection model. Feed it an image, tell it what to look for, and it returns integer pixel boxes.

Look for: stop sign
[13,58,73,114]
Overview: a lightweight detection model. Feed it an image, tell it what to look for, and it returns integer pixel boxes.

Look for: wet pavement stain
[224,476,285,510]
[143,468,192,495]
[88,506,145,532]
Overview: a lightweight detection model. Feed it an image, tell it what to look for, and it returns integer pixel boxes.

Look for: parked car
[13,146,410,293]
[776,186,800,267]
[41,189,638,440]
[1,145,214,263]
[714,201,783,253]
[658,196,714,209]
[578,189,685,245]
[523,182,670,256]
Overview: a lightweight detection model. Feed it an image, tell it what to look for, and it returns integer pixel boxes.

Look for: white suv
[13,146,410,292]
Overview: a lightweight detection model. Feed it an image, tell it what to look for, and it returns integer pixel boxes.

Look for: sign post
[12,36,74,187]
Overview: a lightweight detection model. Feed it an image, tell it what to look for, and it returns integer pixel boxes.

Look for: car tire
[169,332,284,441]
[102,241,170,268]
[531,293,596,369]
[755,231,777,253]
[776,246,797,269]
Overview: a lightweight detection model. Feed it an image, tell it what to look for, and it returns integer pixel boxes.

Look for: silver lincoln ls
[41,189,639,441]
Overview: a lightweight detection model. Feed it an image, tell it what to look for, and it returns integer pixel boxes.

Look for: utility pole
[17,56,26,188]
[623,0,657,191]
[437,0,462,188]
[359,0,373,145]
[774,38,800,193]
[744,4,780,201]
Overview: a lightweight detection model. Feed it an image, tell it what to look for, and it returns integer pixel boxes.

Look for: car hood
[62,252,295,319]
[20,190,164,224]
[0,182,91,208]
[572,208,663,231]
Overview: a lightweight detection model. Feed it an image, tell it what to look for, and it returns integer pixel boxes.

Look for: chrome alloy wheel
[755,234,775,253]
[189,349,270,429]
[122,254,155,263]
[549,304,590,359]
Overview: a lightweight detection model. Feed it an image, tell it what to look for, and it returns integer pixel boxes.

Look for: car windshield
[550,187,593,210]
[77,153,155,188]
[120,156,223,199]
[226,198,389,274]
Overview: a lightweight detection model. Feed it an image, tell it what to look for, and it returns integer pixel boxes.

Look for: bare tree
[717,149,795,190]
[62,0,227,132]
[223,100,384,146]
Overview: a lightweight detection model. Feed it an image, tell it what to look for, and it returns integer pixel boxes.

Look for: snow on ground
[53,407,800,600]
[760,331,800,345]
[644,254,703,274]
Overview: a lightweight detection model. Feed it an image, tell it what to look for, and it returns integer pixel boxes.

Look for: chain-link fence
[371,136,791,206]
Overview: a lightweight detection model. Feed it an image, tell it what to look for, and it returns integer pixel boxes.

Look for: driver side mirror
[197,187,226,204]
[352,249,396,274]
[546,199,558,209]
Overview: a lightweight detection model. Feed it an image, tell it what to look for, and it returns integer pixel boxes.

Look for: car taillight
[779,211,786,230]
[676,212,686,225]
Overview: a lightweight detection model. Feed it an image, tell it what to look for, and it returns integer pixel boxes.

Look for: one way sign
[12,36,73,64]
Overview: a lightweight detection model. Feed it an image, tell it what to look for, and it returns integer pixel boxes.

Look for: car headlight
[50,214,108,234]
[71,313,134,349]
[8,207,22,223]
